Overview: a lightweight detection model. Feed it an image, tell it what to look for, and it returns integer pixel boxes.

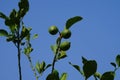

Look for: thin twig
[27,55,39,80]
[51,35,61,73]
[17,42,22,80]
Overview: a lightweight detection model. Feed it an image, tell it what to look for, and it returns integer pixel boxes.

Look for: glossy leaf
[0,12,8,19]
[46,70,59,80]
[60,73,67,80]
[100,71,115,80]
[116,54,120,67]
[58,51,67,60]
[0,29,8,37]
[66,16,83,29]
[83,60,97,79]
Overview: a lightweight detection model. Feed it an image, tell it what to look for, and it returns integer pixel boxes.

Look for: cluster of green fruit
[48,25,71,51]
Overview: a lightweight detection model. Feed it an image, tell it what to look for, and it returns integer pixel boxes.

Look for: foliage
[0,0,120,80]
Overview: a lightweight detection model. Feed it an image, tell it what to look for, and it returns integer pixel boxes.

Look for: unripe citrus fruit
[61,29,71,39]
[60,41,71,51]
[48,26,58,35]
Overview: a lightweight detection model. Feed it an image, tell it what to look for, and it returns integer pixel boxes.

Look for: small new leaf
[69,62,83,75]
[36,62,40,74]
[110,62,116,68]
[60,73,67,80]
[45,64,52,70]
[33,34,38,39]
[58,51,67,60]
[51,45,57,54]
[116,54,120,67]
[66,16,83,29]
[0,29,8,37]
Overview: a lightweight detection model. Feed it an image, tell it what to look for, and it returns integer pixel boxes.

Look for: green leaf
[82,56,88,64]
[18,0,29,17]
[100,71,115,80]
[33,34,38,39]
[9,9,20,25]
[36,61,47,75]
[110,62,116,68]
[51,44,57,54]
[45,64,52,70]
[6,35,15,42]
[36,62,40,73]
[21,42,25,46]
[0,29,8,37]
[58,51,67,60]
[20,26,29,40]
[35,61,46,74]
[10,9,18,19]
[40,61,46,70]
[83,60,97,79]
[60,73,67,80]
[46,70,59,80]
[5,18,12,26]
[66,16,83,29]
[0,12,8,19]
[69,62,83,75]
[24,47,33,55]
[116,54,120,67]
[5,18,17,33]
[94,72,101,79]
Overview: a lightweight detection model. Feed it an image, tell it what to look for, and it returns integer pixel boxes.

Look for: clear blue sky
[0,0,120,80]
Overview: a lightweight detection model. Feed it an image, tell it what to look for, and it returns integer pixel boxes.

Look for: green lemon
[60,41,71,51]
[48,26,58,35]
[61,29,71,39]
